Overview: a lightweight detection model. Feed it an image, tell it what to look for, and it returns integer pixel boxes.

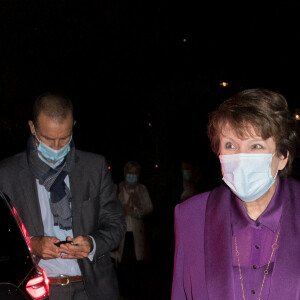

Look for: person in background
[112,160,153,300]
[171,88,300,299]
[0,92,126,300]
[180,160,201,202]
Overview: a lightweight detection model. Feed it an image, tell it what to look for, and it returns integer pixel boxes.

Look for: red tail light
[12,206,32,252]
[26,268,49,299]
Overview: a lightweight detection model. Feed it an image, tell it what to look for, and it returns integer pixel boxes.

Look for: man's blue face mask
[34,128,71,164]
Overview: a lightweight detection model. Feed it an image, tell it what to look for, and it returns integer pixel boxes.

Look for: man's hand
[59,235,93,259]
[31,236,61,259]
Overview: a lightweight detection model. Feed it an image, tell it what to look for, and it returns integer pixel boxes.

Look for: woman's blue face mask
[219,153,277,202]
[126,173,138,184]
[182,169,191,181]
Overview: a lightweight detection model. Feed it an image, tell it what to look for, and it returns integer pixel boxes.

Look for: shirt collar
[232,177,283,235]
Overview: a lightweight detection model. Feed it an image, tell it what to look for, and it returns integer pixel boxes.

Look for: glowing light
[220,82,229,87]
[154,164,159,168]
[148,122,152,127]
[13,206,32,252]
[183,38,187,43]
[26,270,49,299]
[108,166,111,170]
[295,114,300,120]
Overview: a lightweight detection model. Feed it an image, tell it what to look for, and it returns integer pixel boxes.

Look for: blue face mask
[182,169,191,181]
[219,153,277,202]
[126,173,138,184]
[35,132,71,164]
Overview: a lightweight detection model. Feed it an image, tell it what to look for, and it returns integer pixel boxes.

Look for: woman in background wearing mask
[112,160,153,300]
[180,160,201,202]
[171,88,300,300]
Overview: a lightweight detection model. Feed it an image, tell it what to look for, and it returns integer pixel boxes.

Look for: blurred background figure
[112,160,154,300]
[180,159,202,202]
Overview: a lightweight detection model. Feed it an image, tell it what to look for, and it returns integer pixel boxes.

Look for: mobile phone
[55,240,72,247]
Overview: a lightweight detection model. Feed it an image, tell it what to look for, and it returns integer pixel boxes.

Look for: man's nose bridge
[52,139,61,150]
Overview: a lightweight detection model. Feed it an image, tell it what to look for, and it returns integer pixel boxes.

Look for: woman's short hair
[124,161,141,175]
[207,88,299,176]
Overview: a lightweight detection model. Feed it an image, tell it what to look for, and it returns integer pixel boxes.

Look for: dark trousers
[49,281,89,300]
[118,232,138,299]
[117,232,151,300]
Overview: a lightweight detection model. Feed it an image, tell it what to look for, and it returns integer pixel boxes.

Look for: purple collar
[232,178,283,235]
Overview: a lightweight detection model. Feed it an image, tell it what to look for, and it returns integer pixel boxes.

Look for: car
[0,191,49,299]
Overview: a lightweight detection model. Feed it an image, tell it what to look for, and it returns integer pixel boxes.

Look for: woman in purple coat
[171,88,300,300]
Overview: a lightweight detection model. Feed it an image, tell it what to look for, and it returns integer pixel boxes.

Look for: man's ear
[28,120,35,135]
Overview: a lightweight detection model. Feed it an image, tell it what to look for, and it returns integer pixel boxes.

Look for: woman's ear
[278,151,289,171]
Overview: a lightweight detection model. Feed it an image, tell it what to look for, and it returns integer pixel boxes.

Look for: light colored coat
[112,181,153,262]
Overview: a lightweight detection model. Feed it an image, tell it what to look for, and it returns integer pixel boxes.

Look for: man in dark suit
[0,92,126,300]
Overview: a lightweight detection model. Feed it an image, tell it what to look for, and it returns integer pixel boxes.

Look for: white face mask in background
[219,153,278,202]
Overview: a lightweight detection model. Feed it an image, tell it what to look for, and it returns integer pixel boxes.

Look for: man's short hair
[32,92,74,127]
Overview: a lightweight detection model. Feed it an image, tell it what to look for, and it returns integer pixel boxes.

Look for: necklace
[234,229,280,300]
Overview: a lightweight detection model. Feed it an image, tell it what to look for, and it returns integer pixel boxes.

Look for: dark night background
[1,2,300,298]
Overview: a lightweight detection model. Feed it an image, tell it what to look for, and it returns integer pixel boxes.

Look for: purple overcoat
[171,177,300,299]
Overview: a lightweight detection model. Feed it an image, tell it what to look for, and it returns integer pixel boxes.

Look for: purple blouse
[171,177,300,300]
[232,179,283,299]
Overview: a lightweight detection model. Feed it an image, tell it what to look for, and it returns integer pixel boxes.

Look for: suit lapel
[205,184,235,300]
[18,152,89,237]
[19,165,44,236]
[69,159,88,236]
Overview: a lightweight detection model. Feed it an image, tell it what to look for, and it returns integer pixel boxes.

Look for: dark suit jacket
[0,149,126,300]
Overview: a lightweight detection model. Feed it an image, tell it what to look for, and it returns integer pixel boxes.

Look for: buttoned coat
[0,149,126,300]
